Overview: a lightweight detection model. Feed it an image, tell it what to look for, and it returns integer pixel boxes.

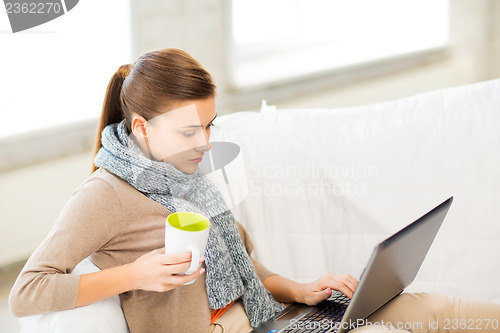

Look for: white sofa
[19,78,500,331]
[215,79,500,304]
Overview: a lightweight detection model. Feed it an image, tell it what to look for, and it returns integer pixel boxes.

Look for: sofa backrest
[210,78,500,303]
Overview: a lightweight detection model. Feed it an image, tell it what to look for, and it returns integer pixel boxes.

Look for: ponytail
[91,64,133,173]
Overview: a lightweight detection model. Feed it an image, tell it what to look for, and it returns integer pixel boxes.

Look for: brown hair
[91,48,216,173]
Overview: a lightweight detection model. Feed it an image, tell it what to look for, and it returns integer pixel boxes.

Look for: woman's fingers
[346,274,359,289]
[131,248,208,292]
[156,266,206,291]
[150,247,165,254]
[148,250,205,276]
[327,280,354,298]
[148,264,206,292]
[158,251,191,265]
[335,274,358,295]
[320,274,359,298]
[155,250,206,266]
[168,266,206,285]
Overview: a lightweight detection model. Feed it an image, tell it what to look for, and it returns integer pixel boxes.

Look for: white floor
[1,266,23,332]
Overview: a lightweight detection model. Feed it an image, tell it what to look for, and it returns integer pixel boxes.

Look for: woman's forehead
[150,99,216,127]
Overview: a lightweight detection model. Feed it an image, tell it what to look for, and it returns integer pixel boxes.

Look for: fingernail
[200,256,206,263]
[200,268,206,274]
[324,288,330,295]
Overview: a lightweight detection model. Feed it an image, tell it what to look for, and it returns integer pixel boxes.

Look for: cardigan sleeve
[236,222,277,282]
[8,176,123,317]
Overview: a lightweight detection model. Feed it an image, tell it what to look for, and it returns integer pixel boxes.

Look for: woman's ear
[131,115,148,139]
[130,114,155,160]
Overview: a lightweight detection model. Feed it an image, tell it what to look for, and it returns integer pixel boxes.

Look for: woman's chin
[176,164,199,174]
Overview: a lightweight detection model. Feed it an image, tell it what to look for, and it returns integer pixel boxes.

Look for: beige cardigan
[9,168,276,332]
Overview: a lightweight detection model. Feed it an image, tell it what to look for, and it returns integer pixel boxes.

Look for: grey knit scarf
[94,120,283,327]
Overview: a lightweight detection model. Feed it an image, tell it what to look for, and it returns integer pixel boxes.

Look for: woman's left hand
[294,274,359,306]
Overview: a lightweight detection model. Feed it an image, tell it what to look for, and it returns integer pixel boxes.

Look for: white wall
[130,0,500,113]
[0,153,92,267]
[277,0,500,110]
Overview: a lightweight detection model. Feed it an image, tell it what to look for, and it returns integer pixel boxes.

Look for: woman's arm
[10,177,197,317]
[262,273,358,306]
[76,263,134,307]
[76,250,205,307]
[10,178,121,317]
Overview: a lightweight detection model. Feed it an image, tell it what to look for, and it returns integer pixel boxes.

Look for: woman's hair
[91,48,216,173]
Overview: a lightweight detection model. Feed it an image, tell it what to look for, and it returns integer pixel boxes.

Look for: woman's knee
[367,293,454,326]
[416,293,453,317]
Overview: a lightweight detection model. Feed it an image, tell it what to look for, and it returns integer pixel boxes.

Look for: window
[0,0,131,139]
[230,0,450,88]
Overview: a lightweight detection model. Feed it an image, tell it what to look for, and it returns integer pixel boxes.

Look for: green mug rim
[167,211,210,232]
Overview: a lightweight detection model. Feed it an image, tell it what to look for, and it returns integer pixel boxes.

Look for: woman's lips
[190,157,203,163]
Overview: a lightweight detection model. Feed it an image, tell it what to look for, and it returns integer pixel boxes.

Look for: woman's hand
[294,274,358,306]
[127,248,206,292]
[77,248,205,308]
[262,273,358,306]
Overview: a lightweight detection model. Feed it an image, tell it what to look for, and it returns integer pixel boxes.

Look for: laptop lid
[337,196,453,333]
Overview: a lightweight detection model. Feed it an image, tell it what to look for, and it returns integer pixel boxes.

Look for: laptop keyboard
[280,292,350,333]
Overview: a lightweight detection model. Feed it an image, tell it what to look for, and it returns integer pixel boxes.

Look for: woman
[8,48,357,333]
[9,48,500,333]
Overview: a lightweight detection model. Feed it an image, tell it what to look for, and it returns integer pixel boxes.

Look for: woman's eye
[183,124,213,137]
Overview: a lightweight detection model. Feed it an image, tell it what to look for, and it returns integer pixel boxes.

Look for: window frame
[226,0,451,91]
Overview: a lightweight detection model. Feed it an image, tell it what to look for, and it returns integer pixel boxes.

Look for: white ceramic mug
[165,211,210,285]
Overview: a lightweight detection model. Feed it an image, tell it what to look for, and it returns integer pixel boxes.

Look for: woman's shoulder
[61,168,137,213]
[57,168,128,221]
[78,167,171,217]
[76,167,159,214]
[78,167,133,196]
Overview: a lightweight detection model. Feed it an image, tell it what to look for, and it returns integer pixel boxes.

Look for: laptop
[252,196,453,333]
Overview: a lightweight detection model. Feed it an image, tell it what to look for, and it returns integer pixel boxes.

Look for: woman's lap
[209,293,500,333]
[209,300,253,333]
[353,292,500,332]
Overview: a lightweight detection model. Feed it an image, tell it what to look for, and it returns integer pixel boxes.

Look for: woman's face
[132,97,217,174]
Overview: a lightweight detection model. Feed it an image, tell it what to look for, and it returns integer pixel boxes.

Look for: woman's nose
[194,129,211,151]
[195,141,211,152]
